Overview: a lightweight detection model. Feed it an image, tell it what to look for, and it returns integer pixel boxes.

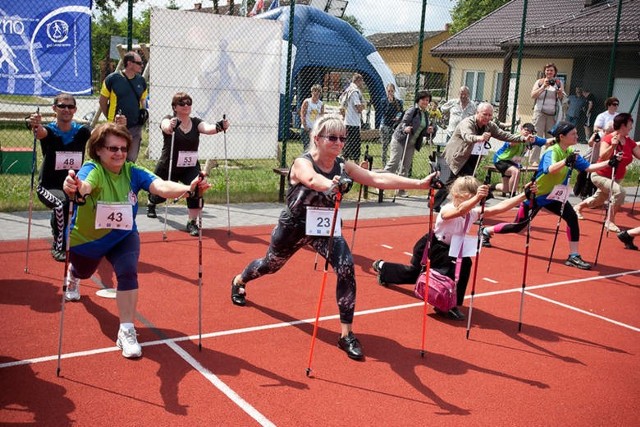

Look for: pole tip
[305,368,312,377]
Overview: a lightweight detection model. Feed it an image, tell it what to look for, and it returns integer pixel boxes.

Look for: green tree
[449,0,509,34]
[342,14,363,35]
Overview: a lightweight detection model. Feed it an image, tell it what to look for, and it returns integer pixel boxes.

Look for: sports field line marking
[483,277,498,283]
[523,291,640,332]
[381,244,393,249]
[3,269,638,371]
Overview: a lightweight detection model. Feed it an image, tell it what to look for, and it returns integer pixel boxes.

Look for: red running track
[1,204,639,425]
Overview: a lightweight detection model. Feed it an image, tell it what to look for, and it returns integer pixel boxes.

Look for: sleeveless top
[285,152,345,218]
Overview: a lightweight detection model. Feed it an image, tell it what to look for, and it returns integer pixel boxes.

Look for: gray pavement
[2,187,637,243]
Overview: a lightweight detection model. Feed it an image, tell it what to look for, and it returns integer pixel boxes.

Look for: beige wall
[446,57,574,123]
[376,30,450,76]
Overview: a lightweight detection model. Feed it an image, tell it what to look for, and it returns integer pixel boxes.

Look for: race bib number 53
[306,207,342,237]
[95,202,133,230]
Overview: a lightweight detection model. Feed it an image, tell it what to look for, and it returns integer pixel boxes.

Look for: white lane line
[483,278,498,283]
[524,291,640,332]
[4,269,639,371]
[403,252,412,256]
[163,339,276,427]
[381,244,393,249]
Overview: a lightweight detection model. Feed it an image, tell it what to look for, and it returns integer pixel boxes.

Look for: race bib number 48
[95,202,133,230]
[55,151,82,170]
[306,207,342,237]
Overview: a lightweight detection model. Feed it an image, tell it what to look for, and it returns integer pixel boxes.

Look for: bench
[273,167,289,203]
[483,164,538,193]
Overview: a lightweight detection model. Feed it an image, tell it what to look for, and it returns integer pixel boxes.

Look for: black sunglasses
[176,100,192,106]
[612,103,619,106]
[104,146,128,153]
[56,104,76,109]
[320,135,347,142]
[131,60,143,66]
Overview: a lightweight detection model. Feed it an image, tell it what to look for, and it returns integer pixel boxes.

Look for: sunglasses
[132,60,143,66]
[321,135,347,142]
[103,145,128,153]
[612,103,619,106]
[56,104,76,109]
[176,100,192,106]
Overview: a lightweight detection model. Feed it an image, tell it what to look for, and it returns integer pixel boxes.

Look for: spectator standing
[99,51,148,162]
[530,63,564,163]
[440,86,476,142]
[431,103,534,211]
[383,91,434,197]
[593,97,620,134]
[379,83,404,165]
[29,94,91,262]
[566,87,586,142]
[299,84,325,152]
[581,88,596,140]
[342,73,365,161]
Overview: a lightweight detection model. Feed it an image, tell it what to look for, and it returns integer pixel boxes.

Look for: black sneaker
[481,228,492,248]
[186,219,199,236]
[617,231,638,250]
[147,204,157,218]
[231,278,246,306]
[371,260,387,286]
[448,306,465,321]
[565,254,592,270]
[338,332,364,360]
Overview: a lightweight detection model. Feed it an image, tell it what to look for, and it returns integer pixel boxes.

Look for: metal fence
[1,0,638,211]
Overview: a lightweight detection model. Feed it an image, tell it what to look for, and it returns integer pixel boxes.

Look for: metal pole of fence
[280,3,296,169]
[127,0,133,50]
[606,0,623,97]
[509,0,528,132]
[413,0,427,100]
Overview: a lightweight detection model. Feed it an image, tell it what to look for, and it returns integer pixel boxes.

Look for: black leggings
[493,200,580,242]
[240,211,356,324]
[379,233,472,307]
[36,186,68,252]
[148,163,202,209]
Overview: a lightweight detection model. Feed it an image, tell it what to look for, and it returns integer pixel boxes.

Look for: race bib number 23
[306,207,342,237]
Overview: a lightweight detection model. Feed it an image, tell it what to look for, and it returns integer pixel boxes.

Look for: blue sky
[115,0,453,35]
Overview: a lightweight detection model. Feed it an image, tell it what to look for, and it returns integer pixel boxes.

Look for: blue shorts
[70,232,141,291]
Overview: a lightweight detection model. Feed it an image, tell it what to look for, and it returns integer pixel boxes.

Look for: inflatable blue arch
[258,5,398,139]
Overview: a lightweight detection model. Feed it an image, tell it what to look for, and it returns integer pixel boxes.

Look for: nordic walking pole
[350,145,370,250]
[632,177,639,213]
[195,173,205,351]
[306,188,345,377]
[163,116,180,241]
[465,173,491,339]
[518,176,537,332]
[419,172,443,357]
[56,197,74,377]
[392,133,411,203]
[472,140,492,178]
[56,187,87,377]
[222,114,231,236]
[594,153,621,266]
[546,154,576,273]
[25,107,39,273]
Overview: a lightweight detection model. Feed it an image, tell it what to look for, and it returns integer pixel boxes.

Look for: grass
[2,124,639,212]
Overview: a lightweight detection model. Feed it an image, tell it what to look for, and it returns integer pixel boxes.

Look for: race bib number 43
[95,202,133,230]
[306,207,342,237]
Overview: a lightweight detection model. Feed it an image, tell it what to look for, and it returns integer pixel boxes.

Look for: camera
[547,79,556,87]
[593,132,601,143]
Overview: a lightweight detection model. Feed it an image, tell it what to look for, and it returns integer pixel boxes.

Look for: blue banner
[0,0,92,96]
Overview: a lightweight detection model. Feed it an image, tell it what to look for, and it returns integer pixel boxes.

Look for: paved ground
[2,188,637,243]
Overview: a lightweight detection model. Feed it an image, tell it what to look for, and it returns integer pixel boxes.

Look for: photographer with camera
[574,113,640,232]
[531,63,564,164]
[146,92,229,236]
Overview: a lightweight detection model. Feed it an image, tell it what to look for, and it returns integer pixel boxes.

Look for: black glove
[565,152,578,168]
[431,177,444,190]
[608,154,621,168]
[216,120,224,132]
[524,186,534,200]
[337,174,353,195]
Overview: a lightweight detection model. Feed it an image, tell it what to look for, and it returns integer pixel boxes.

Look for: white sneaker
[65,270,81,301]
[116,327,142,358]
